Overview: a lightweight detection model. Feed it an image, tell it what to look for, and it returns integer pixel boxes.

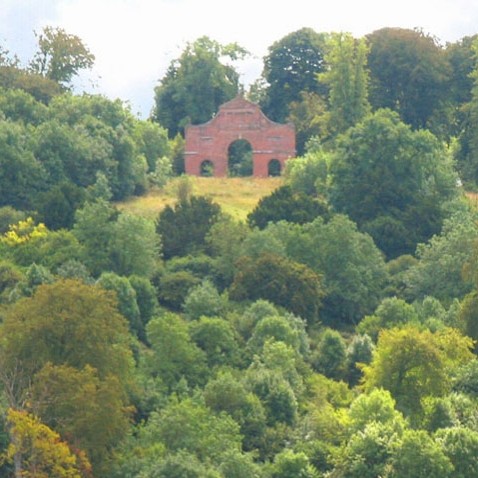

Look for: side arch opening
[200,160,214,177]
[268,159,282,177]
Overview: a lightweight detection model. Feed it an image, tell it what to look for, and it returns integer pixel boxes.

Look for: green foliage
[132,120,171,172]
[8,263,54,300]
[153,36,244,136]
[0,86,48,124]
[245,364,298,426]
[0,65,63,103]
[311,328,347,380]
[146,313,208,389]
[145,451,221,478]
[157,195,221,259]
[333,421,398,478]
[73,199,118,276]
[204,371,267,452]
[248,315,304,357]
[228,139,253,177]
[287,92,330,155]
[0,279,133,384]
[405,211,478,303]
[183,279,226,320]
[362,326,474,419]
[109,212,160,277]
[1,25,478,477]
[236,299,281,341]
[30,363,130,472]
[23,229,83,271]
[367,27,451,131]
[128,274,158,328]
[278,216,388,325]
[345,334,374,385]
[189,317,240,368]
[453,359,478,396]
[157,270,201,311]
[284,149,330,196]
[230,252,324,325]
[166,254,216,280]
[261,28,328,123]
[247,185,329,229]
[0,259,23,301]
[270,449,319,478]
[0,206,26,234]
[0,279,134,473]
[146,397,242,461]
[390,429,453,478]
[458,291,478,351]
[96,272,142,339]
[148,155,173,187]
[329,109,459,258]
[319,32,370,136]
[436,426,478,478]
[35,181,86,230]
[357,297,420,340]
[206,215,250,288]
[0,119,46,209]
[347,388,406,434]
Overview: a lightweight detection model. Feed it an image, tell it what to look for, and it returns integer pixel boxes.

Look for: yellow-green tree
[0,279,134,474]
[3,408,91,478]
[361,326,474,420]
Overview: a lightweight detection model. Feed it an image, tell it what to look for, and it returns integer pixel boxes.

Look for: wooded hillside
[1,25,478,478]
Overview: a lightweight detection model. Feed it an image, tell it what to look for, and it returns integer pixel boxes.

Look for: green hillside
[117,176,283,221]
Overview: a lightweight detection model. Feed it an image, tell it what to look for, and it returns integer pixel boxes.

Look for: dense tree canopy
[261,27,328,122]
[367,27,451,132]
[157,195,221,259]
[329,108,459,258]
[152,36,246,136]
[2,23,478,478]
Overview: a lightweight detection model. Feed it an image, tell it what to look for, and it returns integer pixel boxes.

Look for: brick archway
[184,96,296,177]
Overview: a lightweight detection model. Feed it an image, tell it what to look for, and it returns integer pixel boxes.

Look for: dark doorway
[228,139,253,176]
[200,160,214,177]
[268,159,281,176]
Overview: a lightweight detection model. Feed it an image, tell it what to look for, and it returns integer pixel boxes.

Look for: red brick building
[184,96,296,177]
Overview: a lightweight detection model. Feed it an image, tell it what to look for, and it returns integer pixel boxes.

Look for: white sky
[2,0,478,117]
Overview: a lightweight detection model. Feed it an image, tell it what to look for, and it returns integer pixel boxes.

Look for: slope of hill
[117,176,283,221]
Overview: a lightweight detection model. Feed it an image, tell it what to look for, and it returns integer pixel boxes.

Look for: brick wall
[184,96,296,177]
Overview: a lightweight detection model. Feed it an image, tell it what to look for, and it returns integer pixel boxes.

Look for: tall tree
[329,108,459,258]
[0,279,134,474]
[152,36,246,136]
[29,26,95,87]
[261,28,329,122]
[4,408,90,478]
[156,195,221,259]
[362,326,473,419]
[366,27,451,132]
[319,32,370,136]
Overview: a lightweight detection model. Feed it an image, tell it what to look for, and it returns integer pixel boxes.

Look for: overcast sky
[2,0,478,117]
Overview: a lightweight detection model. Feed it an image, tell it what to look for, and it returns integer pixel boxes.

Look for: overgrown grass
[117,176,283,221]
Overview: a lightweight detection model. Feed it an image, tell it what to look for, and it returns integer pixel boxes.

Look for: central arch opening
[228,139,253,177]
